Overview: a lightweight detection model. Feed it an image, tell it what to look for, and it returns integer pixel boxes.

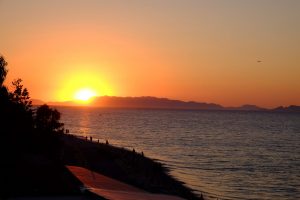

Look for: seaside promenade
[67,166,186,200]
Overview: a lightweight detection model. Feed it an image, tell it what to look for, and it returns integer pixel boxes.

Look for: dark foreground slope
[0,152,81,197]
[0,132,103,200]
[61,134,202,200]
[0,132,202,200]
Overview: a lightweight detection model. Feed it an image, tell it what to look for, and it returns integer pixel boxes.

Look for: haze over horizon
[1,0,299,108]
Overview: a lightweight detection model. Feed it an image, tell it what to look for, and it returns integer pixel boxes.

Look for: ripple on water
[59,108,300,200]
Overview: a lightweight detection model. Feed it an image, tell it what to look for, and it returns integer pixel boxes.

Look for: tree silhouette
[9,78,32,111]
[0,56,9,103]
[35,104,64,133]
[0,55,82,198]
[0,56,8,87]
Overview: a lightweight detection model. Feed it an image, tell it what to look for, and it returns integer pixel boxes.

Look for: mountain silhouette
[225,104,266,111]
[89,96,223,110]
[273,105,300,112]
[34,96,299,112]
[31,99,45,105]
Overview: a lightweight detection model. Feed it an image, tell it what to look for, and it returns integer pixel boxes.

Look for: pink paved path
[67,166,186,200]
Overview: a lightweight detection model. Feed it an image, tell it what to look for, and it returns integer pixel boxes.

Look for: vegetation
[10,78,32,111]
[0,56,8,86]
[35,104,64,133]
[0,55,83,198]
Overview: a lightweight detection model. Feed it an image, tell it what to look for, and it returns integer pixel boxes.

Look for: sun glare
[74,89,97,101]
[56,70,114,102]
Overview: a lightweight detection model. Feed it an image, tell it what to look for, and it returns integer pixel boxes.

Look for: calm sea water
[58,107,300,200]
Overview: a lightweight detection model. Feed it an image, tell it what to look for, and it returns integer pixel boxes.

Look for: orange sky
[0,0,299,108]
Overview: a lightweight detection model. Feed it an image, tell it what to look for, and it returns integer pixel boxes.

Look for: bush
[35,104,64,133]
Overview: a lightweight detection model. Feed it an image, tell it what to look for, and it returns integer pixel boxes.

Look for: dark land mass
[62,134,201,200]
[0,131,201,199]
[90,96,223,110]
[44,96,255,111]
[31,98,46,105]
[48,100,78,107]
[43,96,300,112]
[225,104,267,111]
[272,105,300,113]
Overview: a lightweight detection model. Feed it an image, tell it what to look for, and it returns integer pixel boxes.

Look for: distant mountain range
[91,96,224,110]
[31,96,300,112]
[272,105,300,112]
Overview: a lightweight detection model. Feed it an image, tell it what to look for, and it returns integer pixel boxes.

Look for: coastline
[61,134,203,200]
[1,132,202,200]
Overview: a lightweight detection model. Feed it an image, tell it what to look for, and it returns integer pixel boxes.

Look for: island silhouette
[33,96,300,112]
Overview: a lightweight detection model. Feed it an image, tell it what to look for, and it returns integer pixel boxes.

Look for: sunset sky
[0,0,299,108]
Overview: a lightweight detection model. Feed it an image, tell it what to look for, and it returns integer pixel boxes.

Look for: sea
[58,107,300,200]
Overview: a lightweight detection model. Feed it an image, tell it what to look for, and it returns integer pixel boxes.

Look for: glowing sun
[74,88,97,101]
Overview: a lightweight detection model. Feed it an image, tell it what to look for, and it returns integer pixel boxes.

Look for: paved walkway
[67,166,186,200]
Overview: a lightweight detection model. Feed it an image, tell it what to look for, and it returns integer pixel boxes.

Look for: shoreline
[61,134,203,200]
[0,130,203,200]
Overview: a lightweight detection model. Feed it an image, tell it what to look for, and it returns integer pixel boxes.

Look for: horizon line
[31,95,299,110]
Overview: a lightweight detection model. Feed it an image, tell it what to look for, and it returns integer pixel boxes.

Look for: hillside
[89,96,223,110]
